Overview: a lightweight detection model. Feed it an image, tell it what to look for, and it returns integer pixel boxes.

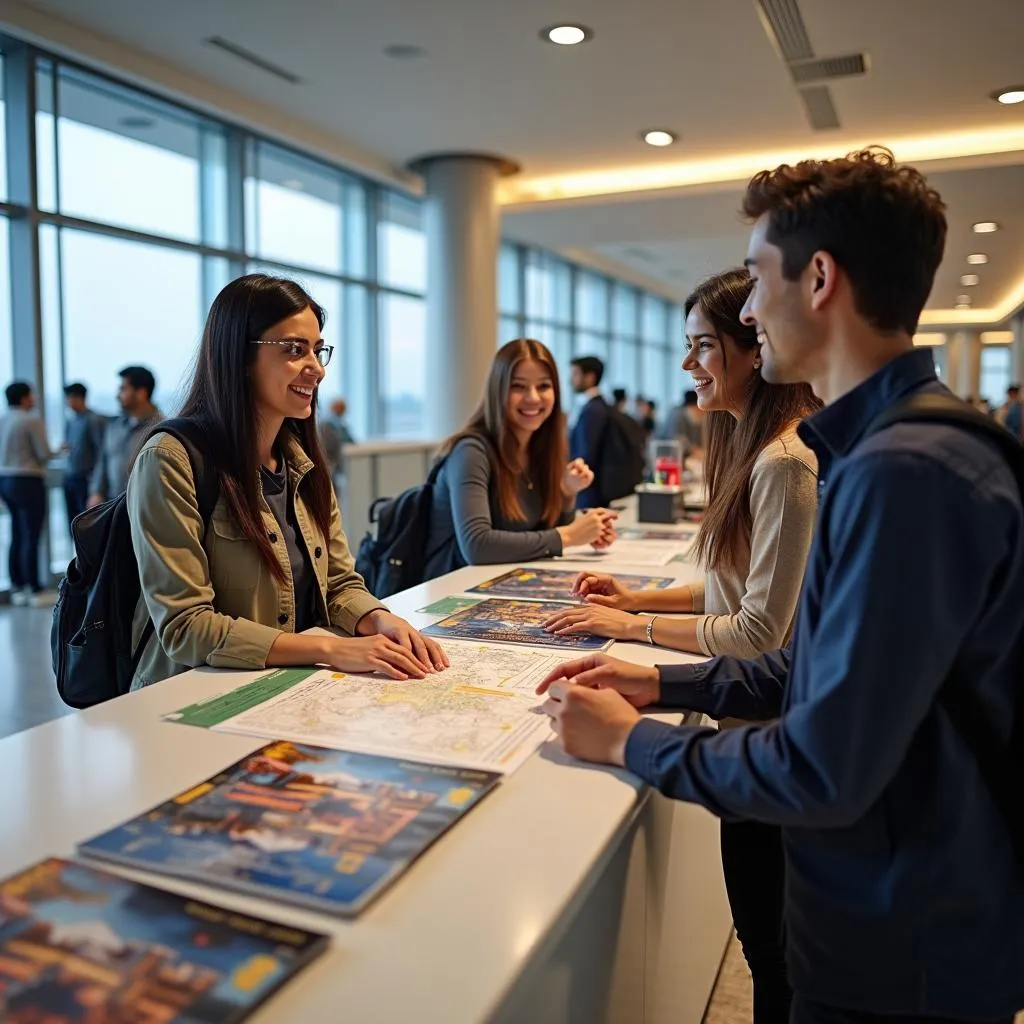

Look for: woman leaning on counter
[127,273,447,691]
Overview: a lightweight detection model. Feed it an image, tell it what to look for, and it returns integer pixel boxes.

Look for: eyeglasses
[250,339,335,368]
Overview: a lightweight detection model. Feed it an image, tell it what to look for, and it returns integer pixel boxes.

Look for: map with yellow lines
[212,642,568,775]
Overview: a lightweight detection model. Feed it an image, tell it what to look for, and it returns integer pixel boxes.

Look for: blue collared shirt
[625,348,1024,1017]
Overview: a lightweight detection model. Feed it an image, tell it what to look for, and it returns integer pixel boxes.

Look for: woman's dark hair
[440,338,568,527]
[687,268,821,574]
[177,274,333,582]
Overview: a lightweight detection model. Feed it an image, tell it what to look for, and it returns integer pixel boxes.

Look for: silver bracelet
[645,615,658,645]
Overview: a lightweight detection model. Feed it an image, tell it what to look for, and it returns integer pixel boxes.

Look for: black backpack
[355,459,457,599]
[598,404,647,502]
[51,419,219,709]
[867,391,1024,867]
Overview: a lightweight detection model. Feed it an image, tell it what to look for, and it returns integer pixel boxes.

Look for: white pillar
[412,154,518,439]
[1012,312,1024,385]
[947,331,982,398]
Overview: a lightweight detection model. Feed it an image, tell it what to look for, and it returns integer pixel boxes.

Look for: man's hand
[536,653,660,708]
[542,682,641,766]
[357,609,449,672]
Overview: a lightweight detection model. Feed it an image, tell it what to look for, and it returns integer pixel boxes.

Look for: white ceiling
[7,0,1024,322]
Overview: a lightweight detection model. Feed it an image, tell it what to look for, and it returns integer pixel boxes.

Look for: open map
[209,642,566,775]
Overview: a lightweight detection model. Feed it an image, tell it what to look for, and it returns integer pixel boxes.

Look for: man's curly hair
[742,147,947,335]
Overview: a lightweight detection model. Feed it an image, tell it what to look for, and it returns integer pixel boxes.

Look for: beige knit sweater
[687,424,818,657]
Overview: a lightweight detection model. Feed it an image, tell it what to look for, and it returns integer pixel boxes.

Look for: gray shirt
[260,460,318,632]
[0,409,55,477]
[90,407,163,499]
[425,434,575,577]
[65,409,108,477]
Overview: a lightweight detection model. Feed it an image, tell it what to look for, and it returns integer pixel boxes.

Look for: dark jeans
[790,994,1013,1024]
[721,819,791,1024]
[63,471,90,531]
[0,475,46,592]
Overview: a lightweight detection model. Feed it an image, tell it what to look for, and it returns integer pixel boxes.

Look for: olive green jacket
[127,429,384,690]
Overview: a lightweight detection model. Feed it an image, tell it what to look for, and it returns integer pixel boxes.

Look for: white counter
[1,552,731,1023]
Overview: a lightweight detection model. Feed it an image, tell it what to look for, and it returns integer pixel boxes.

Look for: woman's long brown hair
[174,274,335,584]
[440,339,568,527]
[688,268,821,573]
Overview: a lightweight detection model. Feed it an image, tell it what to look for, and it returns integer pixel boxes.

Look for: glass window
[642,294,668,343]
[980,345,1012,407]
[499,314,522,347]
[613,284,638,337]
[246,139,364,276]
[379,293,426,438]
[609,339,639,398]
[47,229,204,429]
[525,251,571,323]
[36,64,216,244]
[642,345,673,409]
[526,320,572,407]
[576,271,609,332]
[378,191,426,294]
[575,330,609,365]
[338,283,371,441]
[499,243,521,314]
[0,219,11,386]
[0,55,7,198]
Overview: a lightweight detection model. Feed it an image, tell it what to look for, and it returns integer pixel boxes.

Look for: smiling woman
[126,273,449,693]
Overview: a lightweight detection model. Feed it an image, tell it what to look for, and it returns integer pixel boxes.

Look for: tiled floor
[0,603,73,740]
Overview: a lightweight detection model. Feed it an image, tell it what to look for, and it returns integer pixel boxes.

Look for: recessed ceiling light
[642,129,678,147]
[966,253,989,265]
[542,24,592,45]
[973,221,1000,233]
[957,294,972,304]
[993,87,1024,105]
[955,303,972,310]
[960,274,980,286]
[282,178,304,191]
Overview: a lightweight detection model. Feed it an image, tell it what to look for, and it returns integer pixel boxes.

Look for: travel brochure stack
[2,562,681,1019]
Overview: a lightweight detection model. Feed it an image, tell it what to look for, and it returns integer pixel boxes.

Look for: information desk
[0,552,732,1023]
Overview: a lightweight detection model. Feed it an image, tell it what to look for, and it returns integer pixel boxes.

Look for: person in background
[424,339,616,579]
[128,274,446,691]
[663,388,707,457]
[612,387,628,412]
[538,148,1024,1024]
[319,397,355,480]
[544,268,820,1024]
[569,355,610,508]
[996,383,1022,439]
[0,382,59,606]
[88,366,162,507]
[62,382,107,528]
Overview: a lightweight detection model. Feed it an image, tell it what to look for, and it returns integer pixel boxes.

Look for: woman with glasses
[127,273,447,691]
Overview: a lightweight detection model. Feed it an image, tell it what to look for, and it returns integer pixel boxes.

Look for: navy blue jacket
[625,348,1024,1017]
[570,394,610,508]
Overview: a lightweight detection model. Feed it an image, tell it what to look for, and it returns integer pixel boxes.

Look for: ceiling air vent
[204,36,302,84]
[754,0,813,61]
[799,87,841,131]
[789,53,869,84]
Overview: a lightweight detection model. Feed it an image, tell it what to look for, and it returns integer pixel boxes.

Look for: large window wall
[499,242,684,417]
[0,36,685,585]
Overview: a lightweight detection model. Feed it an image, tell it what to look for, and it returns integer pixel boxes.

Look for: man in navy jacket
[540,148,1024,1024]
[569,355,610,508]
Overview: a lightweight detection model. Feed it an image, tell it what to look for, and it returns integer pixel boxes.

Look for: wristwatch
[645,615,658,645]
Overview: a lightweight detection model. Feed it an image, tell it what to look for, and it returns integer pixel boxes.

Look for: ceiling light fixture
[960,274,980,287]
[981,331,1014,344]
[542,24,592,45]
[955,303,972,310]
[993,87,1024,105]
[957,295,972,304]
[966,253,989,265]
[972,221,1000,234]
[642,129,679,147]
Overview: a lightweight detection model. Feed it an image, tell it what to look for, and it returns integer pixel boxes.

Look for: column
[1012,312,1024,385]
[410,154,519,438]
[947,331,982,398]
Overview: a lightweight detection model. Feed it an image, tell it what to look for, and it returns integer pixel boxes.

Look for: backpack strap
[866,391,1024,865]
